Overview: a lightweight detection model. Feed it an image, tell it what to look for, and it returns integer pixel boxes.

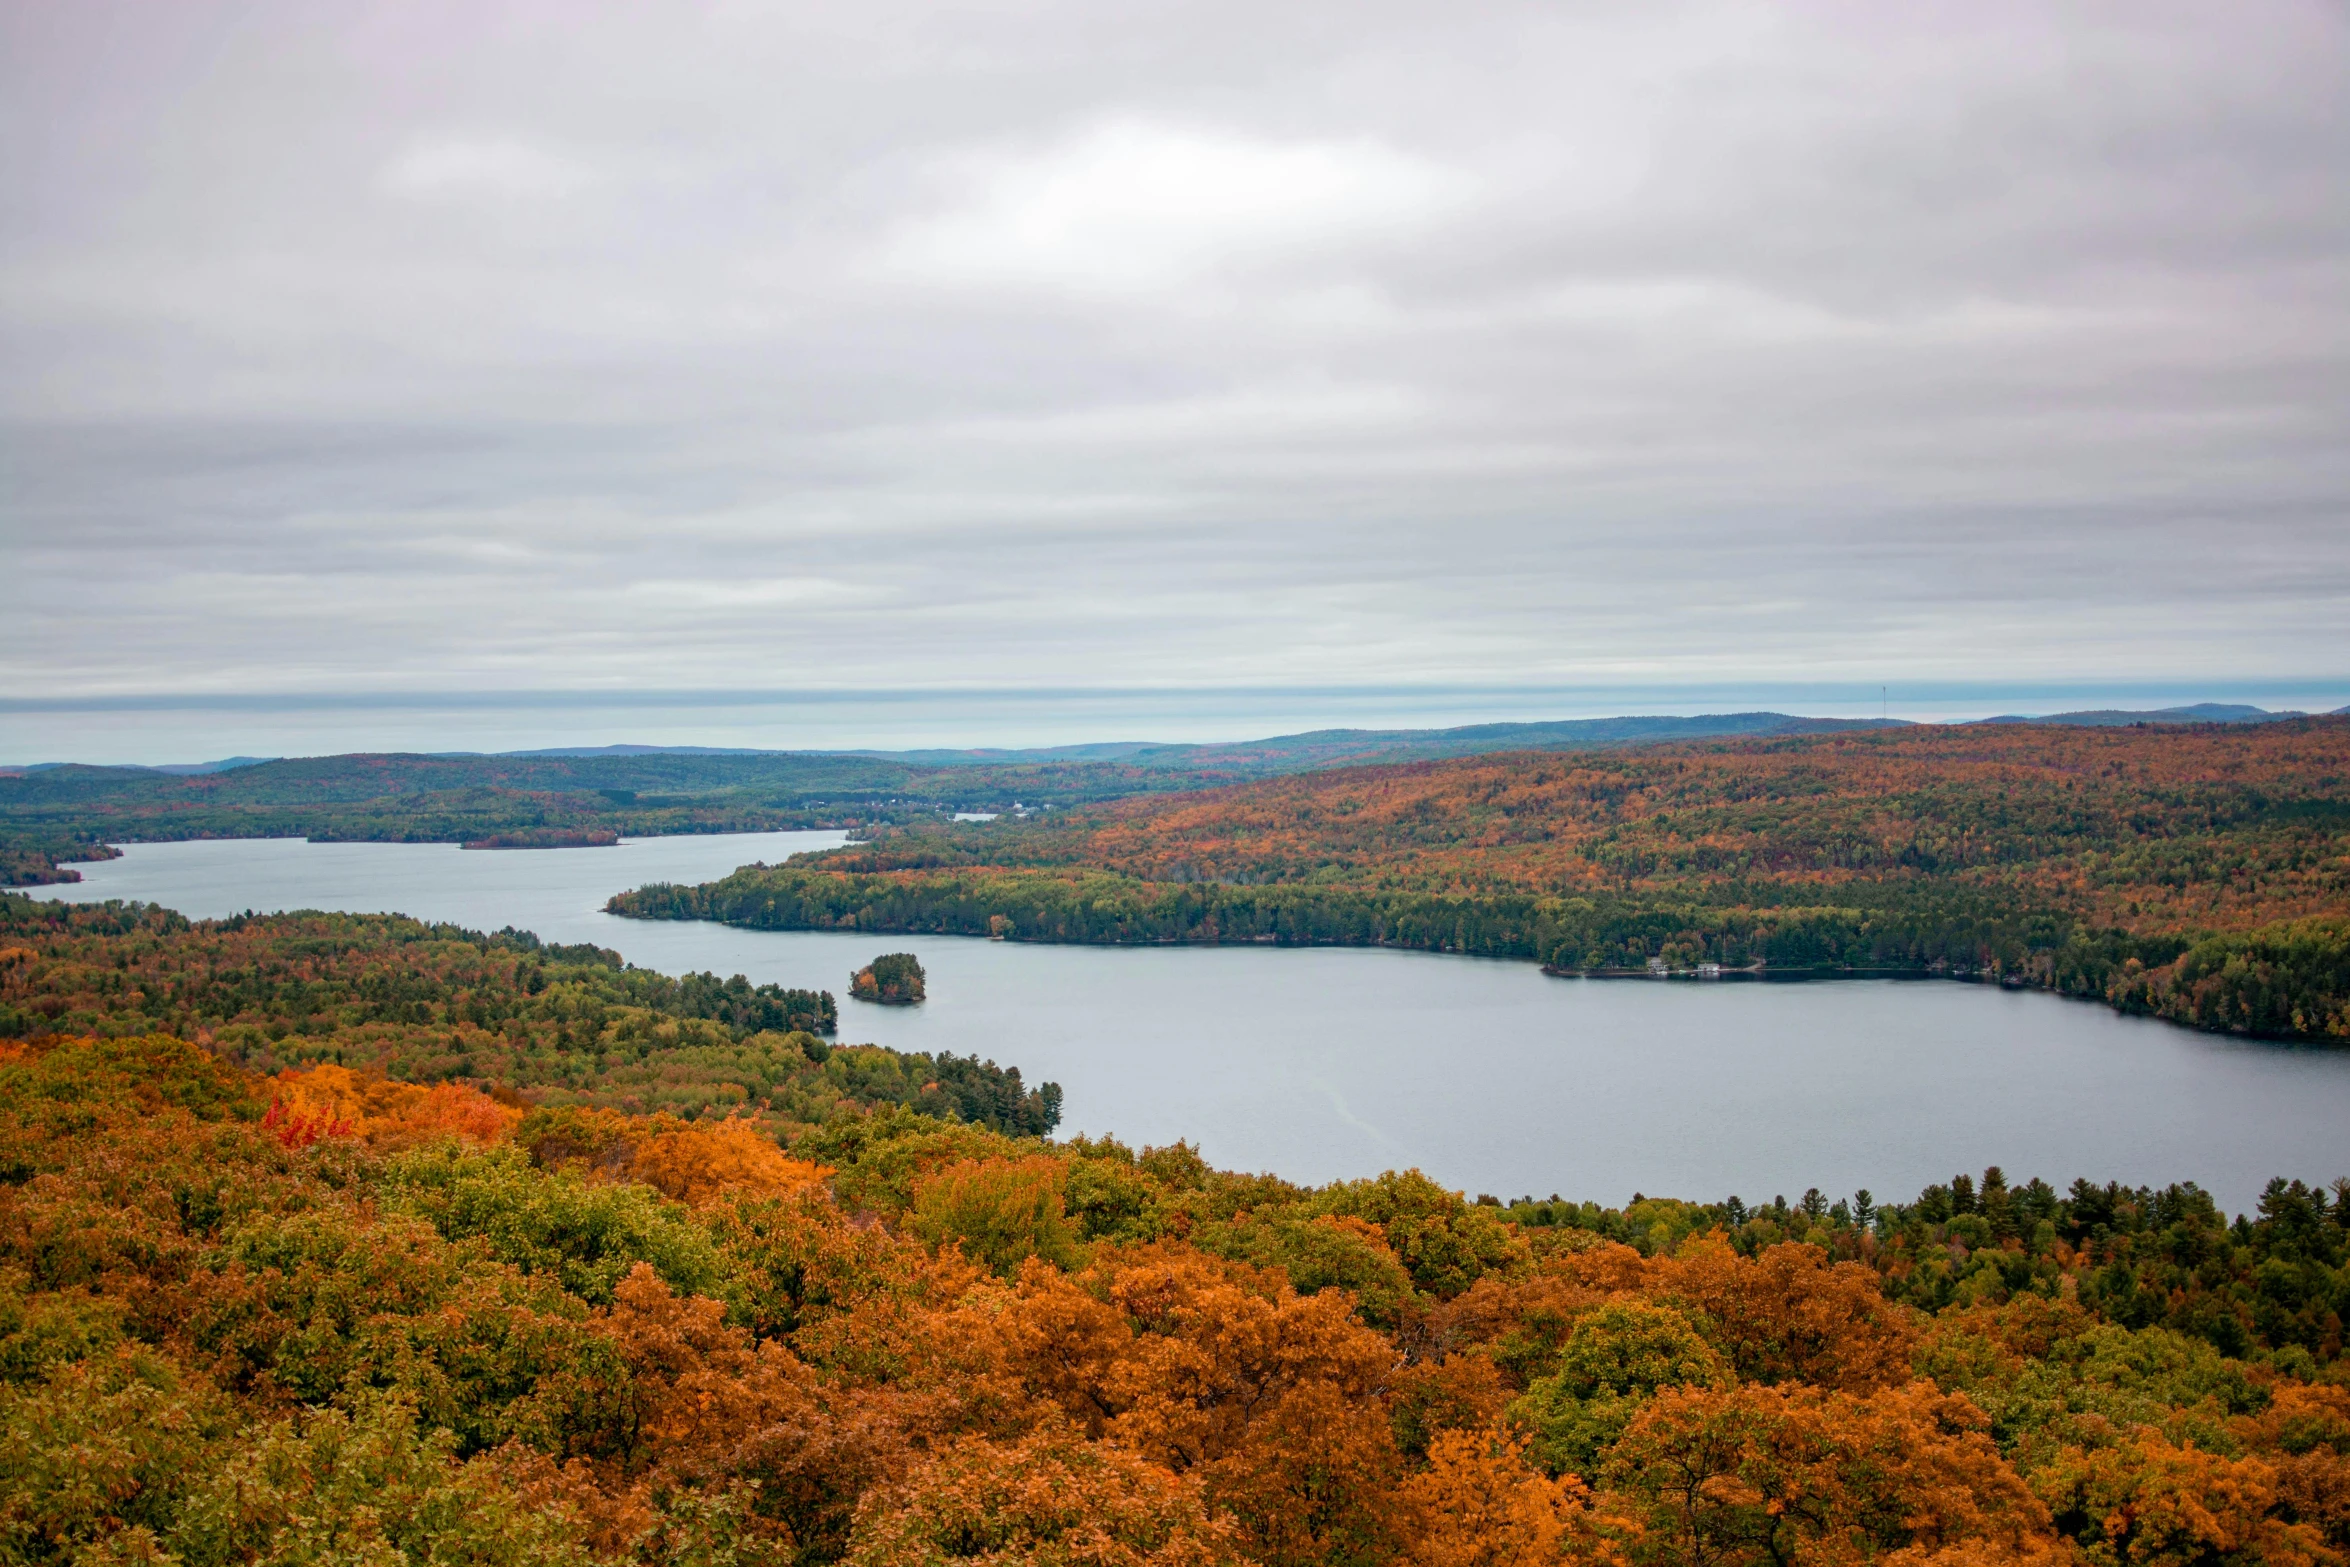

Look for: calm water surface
[27,834,2350,1213]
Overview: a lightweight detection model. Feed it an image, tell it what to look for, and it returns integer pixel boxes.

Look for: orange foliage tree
[268,1062,521,1149]
[844,1421,1249,1566]
[1606,1380,2050,1566]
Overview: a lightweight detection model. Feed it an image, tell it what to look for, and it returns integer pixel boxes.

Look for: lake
[22,834,2350,1214]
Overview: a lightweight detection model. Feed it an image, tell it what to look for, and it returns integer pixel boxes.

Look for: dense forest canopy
[612,720,2350,1041]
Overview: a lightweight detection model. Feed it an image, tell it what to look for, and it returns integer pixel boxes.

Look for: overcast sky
[3,1,2346,755]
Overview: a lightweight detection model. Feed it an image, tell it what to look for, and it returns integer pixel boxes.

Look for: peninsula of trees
[610,719,2350,1042]
[0,900,2344,1563]
[0,892,1062,1138]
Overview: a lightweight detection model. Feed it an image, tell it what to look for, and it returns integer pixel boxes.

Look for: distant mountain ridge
[9,712,1907,776]
[147,755,280,775]
[847,711,1915,771]
[496,744,788,759]
[1972,703,2314,727]
[506,701,2346,763]
[5,755,278,777]
[7,703,2341,778]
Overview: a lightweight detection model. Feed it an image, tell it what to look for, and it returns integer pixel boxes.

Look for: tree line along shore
[609,721,2350,1043]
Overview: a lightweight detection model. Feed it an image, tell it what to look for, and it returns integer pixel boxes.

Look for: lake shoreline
[608,898,2333,1047]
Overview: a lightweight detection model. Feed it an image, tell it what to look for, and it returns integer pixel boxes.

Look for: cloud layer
[3,0,2344,720]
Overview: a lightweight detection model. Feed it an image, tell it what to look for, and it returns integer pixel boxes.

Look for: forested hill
[612,719,2350,1041]
[0,892,1061,1137]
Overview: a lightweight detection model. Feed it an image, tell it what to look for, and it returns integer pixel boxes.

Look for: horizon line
[7,678,2349,716]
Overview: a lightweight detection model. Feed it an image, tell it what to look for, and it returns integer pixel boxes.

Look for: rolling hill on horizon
[8,707,1889,776]
[13,699,2334,779]
[4,704,2343,888]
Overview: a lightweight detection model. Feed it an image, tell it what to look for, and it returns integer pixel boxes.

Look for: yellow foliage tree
[628,1117,831,1206]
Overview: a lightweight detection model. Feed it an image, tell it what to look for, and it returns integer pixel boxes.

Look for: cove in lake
[25,833,2350,1213]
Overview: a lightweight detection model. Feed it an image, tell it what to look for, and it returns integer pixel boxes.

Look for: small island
[460,828,621,850]
[849,951,926,1005]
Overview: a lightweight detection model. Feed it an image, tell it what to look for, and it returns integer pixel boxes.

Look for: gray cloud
[3,0,2345,731]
